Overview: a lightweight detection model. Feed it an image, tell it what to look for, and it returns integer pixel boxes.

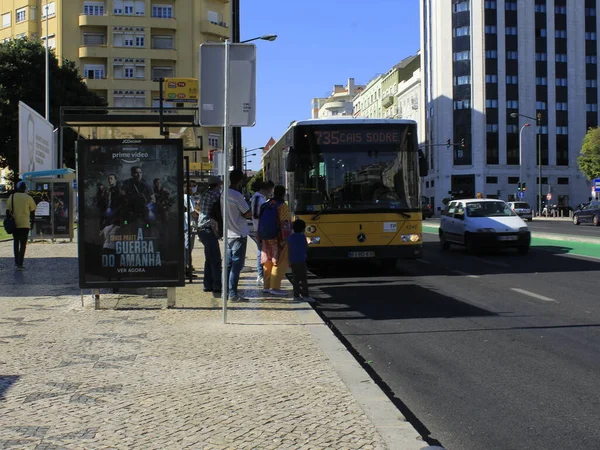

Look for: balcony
[79,44,109,58]
[382,95,394,108]
[324,101,347,110]
[199,20,230,39]
[84,77,110,90]
[79,14,110,27]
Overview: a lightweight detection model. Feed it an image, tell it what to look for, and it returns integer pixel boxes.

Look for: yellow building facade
[0,0,230,165]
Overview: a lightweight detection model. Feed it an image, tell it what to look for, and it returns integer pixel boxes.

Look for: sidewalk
[0,235,425,450]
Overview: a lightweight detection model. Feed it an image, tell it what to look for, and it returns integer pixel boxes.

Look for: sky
[240,0,421,171]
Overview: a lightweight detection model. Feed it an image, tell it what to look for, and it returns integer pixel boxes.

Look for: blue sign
[72,180,77,190]
[594,178,600,189]
[518,191,525,199]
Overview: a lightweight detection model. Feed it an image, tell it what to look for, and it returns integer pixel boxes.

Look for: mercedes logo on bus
[357,233,366,243]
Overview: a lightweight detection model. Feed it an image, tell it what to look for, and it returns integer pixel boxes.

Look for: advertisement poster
[52,182,70,236]
[19,101,55,174]
[76,139,184,288]
[31,183,52,236]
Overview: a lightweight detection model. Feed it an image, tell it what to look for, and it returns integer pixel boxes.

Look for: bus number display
[314,130,401,145]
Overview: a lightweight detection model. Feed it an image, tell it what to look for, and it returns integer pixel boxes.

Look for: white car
[507,201,533,222]
[439,199,531,254]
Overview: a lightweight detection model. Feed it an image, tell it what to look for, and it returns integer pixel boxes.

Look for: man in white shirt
[221,170,252,302]
[249,180,274,284]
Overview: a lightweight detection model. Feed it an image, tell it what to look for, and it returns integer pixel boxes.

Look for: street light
[519,123,531,199]
[511,112,543,215]
[243,146,263,177]
[240,34,278,44]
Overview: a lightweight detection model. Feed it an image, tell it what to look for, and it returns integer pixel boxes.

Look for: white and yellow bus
[263,117,428,265]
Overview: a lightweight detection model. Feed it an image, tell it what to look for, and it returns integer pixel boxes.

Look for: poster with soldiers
[76,139,184,288]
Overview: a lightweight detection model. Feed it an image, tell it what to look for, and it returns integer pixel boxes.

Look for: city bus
[262,117,427,265]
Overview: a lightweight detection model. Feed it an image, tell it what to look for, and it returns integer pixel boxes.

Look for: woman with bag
[6,181,37,270]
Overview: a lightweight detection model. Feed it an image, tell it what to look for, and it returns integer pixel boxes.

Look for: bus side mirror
[418,150,428,177]
[285,147,298,172]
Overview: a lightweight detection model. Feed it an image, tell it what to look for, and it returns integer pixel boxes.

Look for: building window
[585,8,596,16]
[114,0,145,15]
[536,77,547,85]
[151,35,173,49]
[536,101,547,109]
[535,4,546,13]
[555,29,567,38]
[83,2,105,15]
[536,28,547,37]
[486,124,499,132]
[83,33,105,46]
[454,100,471,110]
[586,55,598,64]
[557,148,568,166]
[41,34,56,49]
[557,177,569,185]
[485,25,497,34]
[113,58,145,79]
[555,78,567,86]
[16,8,26,23]
[151,66,173,79]
[556,126,568,135]
[508,177,519,184]
[207,10,220,23]
[486,74,498,83]
[486,99,498,108]
[506,124,518,133]
[506,100,519,109]
[485,1,497,8]
[41,2,56,18]
[453,1,469,13]
[453,50,470,61]
[486,176,498,184]
[556,102,568,111]
[555,5,567,14]
[505,27,517,36]
[453,26,470,37]
[506,51,518,59]
[454,75,471,85]
[506,75,518,84]
[536,177,548,184]
[587,103,598,112]
[586,32,597,40]
[535,53,547,61]
[586,79,598,88]
[83,64,106,79]
[486,49,498,58]
[113,90,145,107]
[113,28,145,47]
[2,12,11,28]
[208,133,220,149]
[152,5,172,18]
[555,54,568,63]
[505,1,517,11]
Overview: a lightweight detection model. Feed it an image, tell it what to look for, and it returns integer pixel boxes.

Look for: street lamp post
[240,34,278,44]
[512,112,543,215]
[519,123,531,199]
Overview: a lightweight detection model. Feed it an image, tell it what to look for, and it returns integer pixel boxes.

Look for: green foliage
[0,38,107,173]
[578,127,600,181]
[245,169,263,194]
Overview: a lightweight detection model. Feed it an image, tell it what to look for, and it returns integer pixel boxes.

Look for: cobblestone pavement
[0,236,424,449]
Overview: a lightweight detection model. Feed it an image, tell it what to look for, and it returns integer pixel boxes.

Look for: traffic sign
[518,191,525,199]
[546,193,552,201]
[594,178,600,189]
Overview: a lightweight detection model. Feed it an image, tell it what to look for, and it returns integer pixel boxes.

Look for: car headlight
[519,227,529,232]
[476,228,496,233]
[308,236,321,244]
[305,225,316,234]
[401,234,421,242]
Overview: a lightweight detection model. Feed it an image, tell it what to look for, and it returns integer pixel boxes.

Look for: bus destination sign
[313,129,402,146]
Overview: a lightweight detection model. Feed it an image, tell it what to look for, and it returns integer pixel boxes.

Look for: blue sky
[240,0,421,171]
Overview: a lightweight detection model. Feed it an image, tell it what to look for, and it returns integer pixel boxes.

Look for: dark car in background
[422,196,434,219]
[573,201,600,226]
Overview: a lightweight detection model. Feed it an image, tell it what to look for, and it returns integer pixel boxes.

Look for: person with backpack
[250,180,274,285]
[197,176,223,293]
[259,185,291,296]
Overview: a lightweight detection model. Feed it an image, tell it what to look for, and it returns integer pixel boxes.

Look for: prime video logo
[112,152,149,159]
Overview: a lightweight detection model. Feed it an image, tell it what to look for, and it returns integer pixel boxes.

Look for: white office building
[311,78,364,119]
[420,0,595,214]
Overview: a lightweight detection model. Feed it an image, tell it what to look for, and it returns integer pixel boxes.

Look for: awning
[21,168,76,180]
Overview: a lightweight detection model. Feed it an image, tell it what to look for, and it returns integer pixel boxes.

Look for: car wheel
[573,215,580,225]
[439,231,450,250]
[593,215,600,227]
[518,245,530,255]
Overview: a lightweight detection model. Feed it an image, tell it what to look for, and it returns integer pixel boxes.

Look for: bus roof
[294,117,417,126]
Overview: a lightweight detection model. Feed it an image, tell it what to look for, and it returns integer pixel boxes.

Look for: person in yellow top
[6,181,37,270]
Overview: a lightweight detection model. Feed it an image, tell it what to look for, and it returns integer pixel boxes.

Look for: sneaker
[230,295,248,302]
[261,288,271,294]
[256,276,264,284]
[16,266,25,271]
[292,296,303,302]
[268,289,287,297]
[304,296,317,303]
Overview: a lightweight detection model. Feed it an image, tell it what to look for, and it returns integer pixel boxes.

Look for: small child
[287,219,316,303]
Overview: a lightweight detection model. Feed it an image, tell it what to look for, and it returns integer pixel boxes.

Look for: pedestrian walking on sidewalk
[221,170,252,302]
[6,181,37,271]
[288,219,316,303]
[183,181,198,276]
[197,175,223,292]
[250,180,274,285]
[259,185,291,296]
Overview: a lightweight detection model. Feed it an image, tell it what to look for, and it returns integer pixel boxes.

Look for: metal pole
[222,40,231,324]
[159,77,166,137]
[45,0,49,121]
[231,0,242,171]
[519,125,524,198]
[537,113,542,217]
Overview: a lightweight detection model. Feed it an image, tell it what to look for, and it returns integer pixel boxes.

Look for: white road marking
[510,288,558,303]
[452,270,480,278]
[417,259,432,264]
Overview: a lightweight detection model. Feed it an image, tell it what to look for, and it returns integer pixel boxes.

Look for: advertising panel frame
[19,101,56,174]
[76,138,185,289]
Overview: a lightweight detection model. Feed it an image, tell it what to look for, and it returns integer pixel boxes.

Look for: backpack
[209,193,223,239]
[257,199,283,240]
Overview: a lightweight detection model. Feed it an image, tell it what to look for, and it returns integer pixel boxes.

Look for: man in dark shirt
[121,166,155,224]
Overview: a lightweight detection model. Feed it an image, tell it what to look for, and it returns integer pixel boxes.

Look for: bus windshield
[290,124,420,215]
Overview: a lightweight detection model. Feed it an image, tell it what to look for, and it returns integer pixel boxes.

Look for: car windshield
[513,202,530,209]
[466,201,516,217]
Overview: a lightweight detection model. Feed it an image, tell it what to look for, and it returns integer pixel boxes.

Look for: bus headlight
[401,234,421,242]
[306,225,317,234]
[308,236,321,244]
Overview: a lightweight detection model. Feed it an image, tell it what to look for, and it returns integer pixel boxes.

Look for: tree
[0,38,107,175]
[245,169,263,194]
[578,127,600,181]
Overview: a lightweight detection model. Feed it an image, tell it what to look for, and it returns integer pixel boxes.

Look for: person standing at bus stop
[259,185,291,296]
[6,181,37,271]
[250,180,274,285]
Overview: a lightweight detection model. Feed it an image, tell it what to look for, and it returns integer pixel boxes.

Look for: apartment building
[0,0,230,162]
[421,0,594,212]
[311,78,364,118]
[352,74,383,118]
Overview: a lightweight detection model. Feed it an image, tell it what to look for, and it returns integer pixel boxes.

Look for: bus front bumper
[307,244,422,262]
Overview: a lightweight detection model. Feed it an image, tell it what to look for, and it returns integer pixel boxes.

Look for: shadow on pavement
[0,375,20,401]
[0,257,80,298]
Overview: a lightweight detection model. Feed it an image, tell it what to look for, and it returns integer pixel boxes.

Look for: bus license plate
[348,251,375,258]
[497,235,518,241]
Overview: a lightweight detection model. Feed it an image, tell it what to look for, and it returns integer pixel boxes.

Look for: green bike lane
[422,224,600,260]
